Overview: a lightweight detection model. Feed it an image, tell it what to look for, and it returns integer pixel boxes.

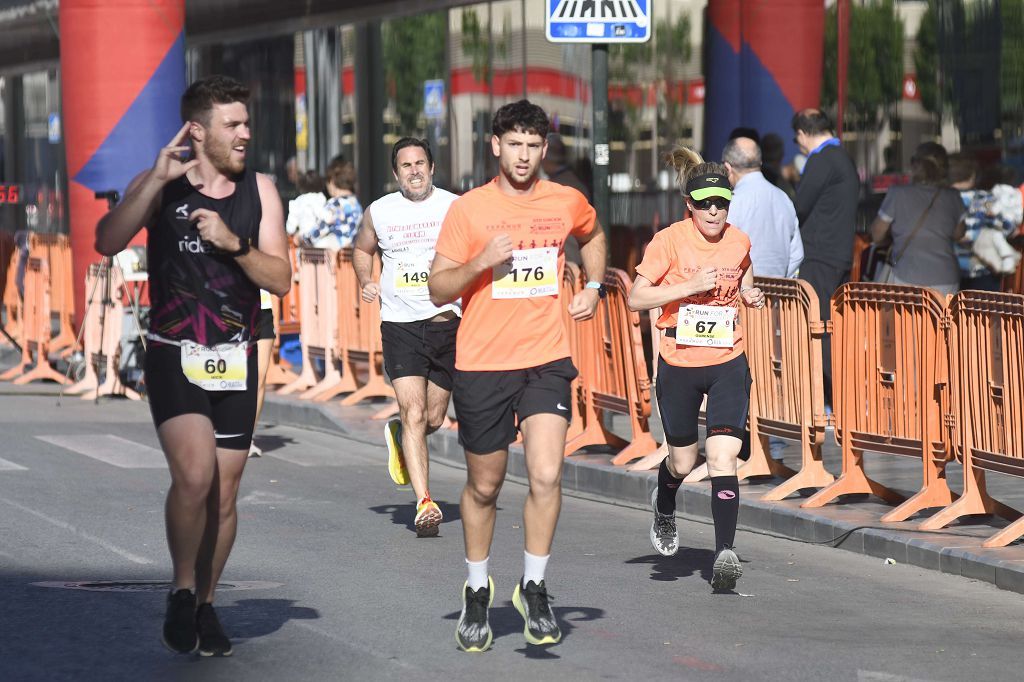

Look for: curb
[262,394,1024,594]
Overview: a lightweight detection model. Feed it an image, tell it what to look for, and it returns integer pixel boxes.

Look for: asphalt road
[0,388,1021,681]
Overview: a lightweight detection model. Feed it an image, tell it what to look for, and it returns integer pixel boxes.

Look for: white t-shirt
[368,187,461,323]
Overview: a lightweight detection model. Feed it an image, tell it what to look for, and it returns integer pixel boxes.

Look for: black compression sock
[710,475,740,551]
[657,458,683,515]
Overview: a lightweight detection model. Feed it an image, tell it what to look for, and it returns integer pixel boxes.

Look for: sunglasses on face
[692,197,730,211]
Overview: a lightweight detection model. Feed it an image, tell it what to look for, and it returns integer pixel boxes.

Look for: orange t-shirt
[435,178,596,371]
[635,219,751,368]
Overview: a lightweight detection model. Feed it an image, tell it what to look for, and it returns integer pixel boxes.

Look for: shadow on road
[626,549,715,583]
[222,598,320,641]
[368,499,465,534]
[252,428,296,455]
[443,602,605,659]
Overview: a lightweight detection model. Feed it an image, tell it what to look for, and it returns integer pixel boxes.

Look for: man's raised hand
[152,122,199,183]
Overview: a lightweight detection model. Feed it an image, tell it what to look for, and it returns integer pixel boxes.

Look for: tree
[382,12,447,134]
[822,0,904,133]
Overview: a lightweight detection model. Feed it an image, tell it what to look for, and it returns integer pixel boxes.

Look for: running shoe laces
[513,579,561,645]
[162,588,198,654]
[456,578,493,652]
[195,603,233,657]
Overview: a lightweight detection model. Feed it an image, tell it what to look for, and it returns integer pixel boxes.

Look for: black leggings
[655,354,750,448]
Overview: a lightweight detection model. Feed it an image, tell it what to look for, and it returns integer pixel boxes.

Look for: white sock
[466,557,489,591]
[523,551,550,585]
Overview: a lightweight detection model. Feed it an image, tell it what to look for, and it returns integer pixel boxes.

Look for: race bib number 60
[491,247,558,299]
[676,305,736,348]
[180,341,248,391]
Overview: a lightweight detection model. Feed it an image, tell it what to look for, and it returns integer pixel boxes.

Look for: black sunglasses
[691,197,730,211]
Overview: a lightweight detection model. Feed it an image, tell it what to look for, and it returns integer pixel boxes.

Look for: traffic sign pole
[592,44,610,243]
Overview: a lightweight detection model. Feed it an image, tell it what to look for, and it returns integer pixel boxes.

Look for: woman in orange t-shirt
[628,145,765,592]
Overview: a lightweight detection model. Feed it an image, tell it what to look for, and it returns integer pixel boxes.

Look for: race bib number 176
[491,247,558,299]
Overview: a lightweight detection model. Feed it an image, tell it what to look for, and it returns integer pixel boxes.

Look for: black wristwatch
[585,280,606,298]
[226,239,251,258]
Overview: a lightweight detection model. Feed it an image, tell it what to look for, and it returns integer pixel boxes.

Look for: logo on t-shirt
[178,233,212,254]
[175,203,190,220]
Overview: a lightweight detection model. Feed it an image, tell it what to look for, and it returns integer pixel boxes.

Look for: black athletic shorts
[453,357,578,454]
[656,353,751,448]
[254,308,275,341]
[145,343,258,451]
[381,317,459,390]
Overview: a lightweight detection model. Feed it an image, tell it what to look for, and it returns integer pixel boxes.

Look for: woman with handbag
[869,141,965,296]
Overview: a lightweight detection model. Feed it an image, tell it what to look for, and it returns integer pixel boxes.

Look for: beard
[399,178,433,202]
[205,137,246,176]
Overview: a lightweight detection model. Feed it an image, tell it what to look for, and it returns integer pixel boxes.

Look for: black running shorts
[254,308,275,341]
[656,354,751,448]
[453,357,578,454]
[145,343,258,451]
[381,318,459,391]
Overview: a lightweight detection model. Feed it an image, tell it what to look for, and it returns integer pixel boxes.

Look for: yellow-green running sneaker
[384,418,409,487]
[455,576,494,652]
[512,578,561,645]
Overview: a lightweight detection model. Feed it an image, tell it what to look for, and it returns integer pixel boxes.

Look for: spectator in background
[870,141,964,297]
[760,133,797,203]
[284,170,327,244]
[950,154,1021,290]
[302,159,362,250]
[791,109,859,407]
[723,136,803,278]
[728,126,760,145]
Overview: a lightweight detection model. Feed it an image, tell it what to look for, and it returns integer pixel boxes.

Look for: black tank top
[148,169,262,346]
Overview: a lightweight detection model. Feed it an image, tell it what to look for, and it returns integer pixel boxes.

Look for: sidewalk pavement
[261,392,1024,595]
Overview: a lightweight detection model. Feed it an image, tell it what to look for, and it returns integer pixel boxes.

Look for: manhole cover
[31,580,283,592]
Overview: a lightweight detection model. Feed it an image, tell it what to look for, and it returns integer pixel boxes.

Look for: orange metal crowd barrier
[278,241,302,335]
[919,290,1024,545]
[803,283,953,521]
[0,257,69,385]
[64,263,140,400]
[27,233,76,354]
[278,248,342,397]
[743,277,835,498]
[331,249,393,406]
[565,268,658,465]
[1,237,21,348]
[560,262,586,450]
[264,294,299,388]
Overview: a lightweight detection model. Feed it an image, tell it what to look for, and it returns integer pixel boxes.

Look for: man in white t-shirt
[353,138,460,537]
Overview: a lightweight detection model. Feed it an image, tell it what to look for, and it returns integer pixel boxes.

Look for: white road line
[0,494,153,565]
[266,446,377,467]
[0,457,27,471]
[36,434,166,468]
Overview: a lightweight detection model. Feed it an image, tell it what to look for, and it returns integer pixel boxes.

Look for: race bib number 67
[676,305,736,348]
[491,247,558,299]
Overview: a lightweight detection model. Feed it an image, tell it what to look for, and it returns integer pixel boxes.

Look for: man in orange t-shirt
[429,100,607,652]
[628,146,765,594]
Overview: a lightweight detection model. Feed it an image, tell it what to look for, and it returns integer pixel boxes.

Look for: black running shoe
[512,578,561,645]
[455,577,493,652]
[196,603,233,657]
[162,588,198,654]
[711,548,743,591]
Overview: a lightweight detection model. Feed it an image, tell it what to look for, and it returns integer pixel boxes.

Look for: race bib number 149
[491,247,558,299]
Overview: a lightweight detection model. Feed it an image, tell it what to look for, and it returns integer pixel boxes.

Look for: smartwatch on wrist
[226,239,251,258]
[585,280,607,298]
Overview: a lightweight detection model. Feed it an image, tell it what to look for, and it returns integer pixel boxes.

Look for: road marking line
[36,434,166,468]
[0,494,153,565]
[0,457,27,471]
[266,446,376,467]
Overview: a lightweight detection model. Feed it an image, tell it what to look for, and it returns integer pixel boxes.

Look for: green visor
[685,172,733,201]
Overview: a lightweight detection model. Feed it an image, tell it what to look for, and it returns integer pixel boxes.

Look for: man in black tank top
[96,75,290,657]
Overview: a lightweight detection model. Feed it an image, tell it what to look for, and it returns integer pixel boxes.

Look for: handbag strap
[892,188,941,266]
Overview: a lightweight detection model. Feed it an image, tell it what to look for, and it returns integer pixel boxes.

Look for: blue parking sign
[546,0,651,43]
[423,80,445,120]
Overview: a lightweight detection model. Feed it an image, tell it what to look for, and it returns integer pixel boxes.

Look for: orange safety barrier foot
[918,474,1021,531]
[339,375,394,406]
[737,432,798,481]
[12,362,71,386]
[609,432,661,467]
[982,516,1024,548]
[880,485,957,523]
[372,401,400,420]
[625,441,669,472]
[762,460,835,502]
[801,454,905,509]
[683,462,709,484]
[564,421,628,458]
